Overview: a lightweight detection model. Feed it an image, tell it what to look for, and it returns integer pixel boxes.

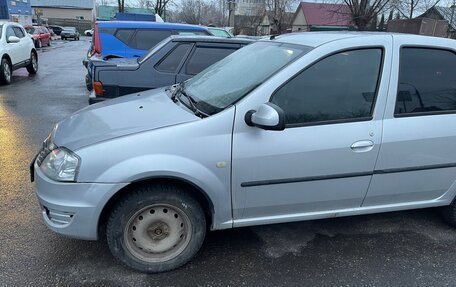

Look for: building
[30,0,95,21]
[0,0,33,26]
[418,5,456,38]
[97,5,155,21]
[291,2,353,32]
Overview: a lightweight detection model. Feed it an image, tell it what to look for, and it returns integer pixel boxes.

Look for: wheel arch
[1,53,11,65]
[98,176,215,238]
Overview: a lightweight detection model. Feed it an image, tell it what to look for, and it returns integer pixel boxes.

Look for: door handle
[351,140,374,152]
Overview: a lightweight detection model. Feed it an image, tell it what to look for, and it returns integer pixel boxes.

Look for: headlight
[40,148,80,182]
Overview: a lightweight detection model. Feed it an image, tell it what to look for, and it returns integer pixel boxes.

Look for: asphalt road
[1,38,456,287]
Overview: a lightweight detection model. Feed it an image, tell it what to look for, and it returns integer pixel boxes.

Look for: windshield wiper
[174,83,209,118]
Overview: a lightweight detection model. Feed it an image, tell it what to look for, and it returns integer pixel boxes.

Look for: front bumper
[33,161,127,240]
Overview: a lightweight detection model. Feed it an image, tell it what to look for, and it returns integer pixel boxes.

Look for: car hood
[53,88,199,150]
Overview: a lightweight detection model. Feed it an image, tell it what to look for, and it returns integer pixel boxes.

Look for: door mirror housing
[7,36,20,43]
[245,103,285,131]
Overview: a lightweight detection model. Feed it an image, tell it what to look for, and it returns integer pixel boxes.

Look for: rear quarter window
[186,46,237,75]
[115,29,134,44]
[131,29,172,50]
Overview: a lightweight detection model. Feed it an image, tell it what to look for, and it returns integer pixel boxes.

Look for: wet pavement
[1,38,456,287]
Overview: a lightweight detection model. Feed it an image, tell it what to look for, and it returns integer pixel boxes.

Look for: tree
[155,0,173,17]
[392,0,441,19]
[265,0,297,34]
[173,0,225,26]
[342,0,392,30]
[118,0,125,12]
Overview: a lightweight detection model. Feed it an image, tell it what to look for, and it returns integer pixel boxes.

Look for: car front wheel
[26,51,38,74]
[0,58,12,85]
[106,184,206,273]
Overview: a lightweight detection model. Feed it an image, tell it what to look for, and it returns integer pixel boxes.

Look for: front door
[232,47,389,225]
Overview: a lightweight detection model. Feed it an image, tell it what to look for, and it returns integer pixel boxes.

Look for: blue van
[84,21,211,90]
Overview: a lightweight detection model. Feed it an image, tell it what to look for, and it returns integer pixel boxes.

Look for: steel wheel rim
[32,54,37,71]
[3,61,10,82]
[123,203,192,263]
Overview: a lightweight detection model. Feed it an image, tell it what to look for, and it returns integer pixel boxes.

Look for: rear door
[176,43,240,83]
[363,39,456,206]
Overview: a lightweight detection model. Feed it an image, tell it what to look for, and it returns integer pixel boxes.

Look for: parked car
[0,21,38,84]
[32,32,456,273]
[61,27,80,40]
[84,28,93,36]
[48,25,64,36]
[208,27,233,38]
[89,36,252,104]
[25,25,51,48]
[84,21,212,90]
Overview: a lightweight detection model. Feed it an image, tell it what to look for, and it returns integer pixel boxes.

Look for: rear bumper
[88,90,107,105]
[33,161,127,240]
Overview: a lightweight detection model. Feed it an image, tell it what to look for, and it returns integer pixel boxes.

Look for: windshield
[138,37,171,62]
[209,28,231,38]
[63,27,75,32]
[25,27,36,34]
[184,41,311,114]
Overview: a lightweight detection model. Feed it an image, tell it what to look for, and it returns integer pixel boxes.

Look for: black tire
[47,39,51,47]
[0,57,12,85]
[26,51,38,74]
[61,37,65,40]
[442,200,456,227]
[106,184,206,273]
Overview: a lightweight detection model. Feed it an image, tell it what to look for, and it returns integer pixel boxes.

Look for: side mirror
[7,36,20,43]
[245,103,285,131]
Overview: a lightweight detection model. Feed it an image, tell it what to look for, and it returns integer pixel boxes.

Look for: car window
[12,27,25,38]
[0,25,2,39]
[155,43,192,73]
[271,49,383,126]
[209,28,231,37]
[176,30,208,36]
[186,47,237,75]
[6,26,15,39]
[115,29,134,44]
[132,30,172,50]
[395,48,456,116]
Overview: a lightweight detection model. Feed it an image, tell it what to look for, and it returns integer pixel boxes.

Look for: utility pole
[228,0,235,27]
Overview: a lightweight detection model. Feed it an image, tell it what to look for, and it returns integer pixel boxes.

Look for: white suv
[0,21,38,85]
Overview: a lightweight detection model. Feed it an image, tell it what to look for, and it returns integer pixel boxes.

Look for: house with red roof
[291,2,354,32]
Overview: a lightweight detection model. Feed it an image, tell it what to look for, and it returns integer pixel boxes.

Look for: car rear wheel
[26,51,38,74]
[106,184,206,273]
[0,58,12,85]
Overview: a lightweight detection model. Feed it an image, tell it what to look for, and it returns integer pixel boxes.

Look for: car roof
[97,21,208,31]
[0,21,21,26]
[170,35,253,44]
[270,31,456,47]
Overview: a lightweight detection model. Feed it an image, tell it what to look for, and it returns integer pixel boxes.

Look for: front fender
[83,154,233,230]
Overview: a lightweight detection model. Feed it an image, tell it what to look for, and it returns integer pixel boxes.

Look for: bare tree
[393,0,441,19]
[342,0,392,30]
[265,0,298,34]
[118,0,125,12]
[174,0,224,25]
[154,0,173,17]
